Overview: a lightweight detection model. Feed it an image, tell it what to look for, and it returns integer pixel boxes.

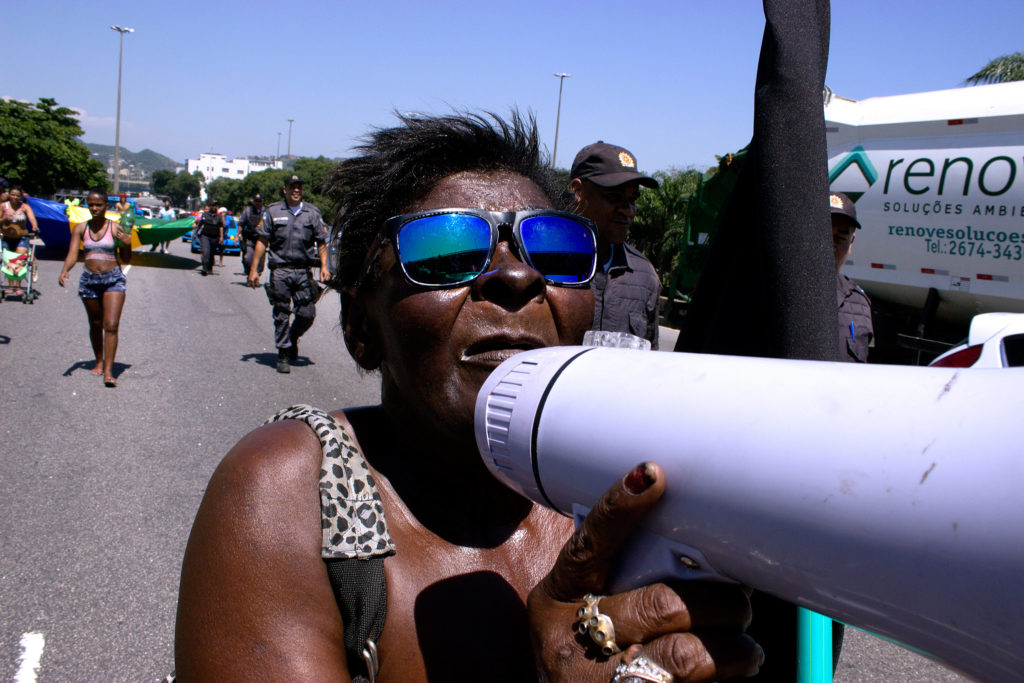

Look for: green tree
[965,52,1024,85]
[631,168,703,280]
[205,176,247,211]
[164,170,203,208]
[242,167,291,209]
[151,169,175,196]
[184,156,344,217]
[292,156,341,220]
[551,167,573,207]
[0,97,108,195]
[232,157,341,219]
[662,149,745,302]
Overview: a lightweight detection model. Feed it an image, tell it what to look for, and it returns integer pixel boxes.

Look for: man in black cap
[238,193,267,278]
[831,191,873,362]
[570,142,662,348]
[247,174,329,373]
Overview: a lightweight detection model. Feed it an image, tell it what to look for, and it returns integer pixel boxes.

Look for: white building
[186,153,283,183]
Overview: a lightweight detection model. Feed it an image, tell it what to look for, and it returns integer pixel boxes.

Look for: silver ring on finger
[575,593,621,656]
[611,650,674,683]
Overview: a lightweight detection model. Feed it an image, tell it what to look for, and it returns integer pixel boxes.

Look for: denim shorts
[78,267,127,298]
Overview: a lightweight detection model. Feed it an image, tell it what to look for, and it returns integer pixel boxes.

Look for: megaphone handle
[573,505,834,682]
[571,504,732,591]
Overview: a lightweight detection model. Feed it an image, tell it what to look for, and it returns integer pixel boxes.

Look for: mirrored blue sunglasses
[381,208,597,287]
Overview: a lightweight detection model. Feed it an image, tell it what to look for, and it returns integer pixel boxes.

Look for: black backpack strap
[267,405,395,681]
[325,556,386,682]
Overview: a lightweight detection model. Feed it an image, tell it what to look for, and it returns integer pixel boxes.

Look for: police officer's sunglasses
[370,208,597,288]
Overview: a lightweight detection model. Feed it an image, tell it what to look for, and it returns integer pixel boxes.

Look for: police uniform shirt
[238,205,266,239]
[592,242,661,349]
[837,273,873,362]
[257,201,329,269]
[194,210,224,237]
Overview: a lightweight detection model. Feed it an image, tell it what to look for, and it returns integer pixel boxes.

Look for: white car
[928,312,1024,368]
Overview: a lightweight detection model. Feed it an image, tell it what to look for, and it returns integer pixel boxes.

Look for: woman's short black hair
[326,110,563,290]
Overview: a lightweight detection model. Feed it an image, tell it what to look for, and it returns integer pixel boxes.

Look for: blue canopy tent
[26,197,74,251]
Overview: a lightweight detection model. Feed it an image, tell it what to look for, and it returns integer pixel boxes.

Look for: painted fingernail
[757,644,766,667]
[623,463,656,495]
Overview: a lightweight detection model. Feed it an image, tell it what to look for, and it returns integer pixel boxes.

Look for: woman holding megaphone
[174,0,831,676]
[173,113,762,681]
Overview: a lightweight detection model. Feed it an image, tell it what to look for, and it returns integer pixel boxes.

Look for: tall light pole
[286,119,294,159]
[277,132,282,160]
[110,25,134,194]
[552,73,571,169]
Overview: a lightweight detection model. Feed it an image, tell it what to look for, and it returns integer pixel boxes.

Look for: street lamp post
[286,119,294,159]
[552,73,571,169]
[110,25,134,194]
[277,132,282,160]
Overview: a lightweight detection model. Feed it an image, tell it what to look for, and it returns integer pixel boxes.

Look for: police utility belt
[264,267,323,307]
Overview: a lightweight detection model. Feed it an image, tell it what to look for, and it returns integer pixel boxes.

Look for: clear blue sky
[6,1,1022,174]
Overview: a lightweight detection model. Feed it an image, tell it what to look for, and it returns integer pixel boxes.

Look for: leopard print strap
[267,405,396,560]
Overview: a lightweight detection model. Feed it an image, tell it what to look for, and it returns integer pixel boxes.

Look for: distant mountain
[85,143,182,175]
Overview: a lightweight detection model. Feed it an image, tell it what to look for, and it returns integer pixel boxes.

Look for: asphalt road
[0,240,971,681]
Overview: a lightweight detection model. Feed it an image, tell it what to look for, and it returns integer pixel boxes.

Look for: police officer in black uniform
[194,198,224,276]
[247,174,330,373]
[238,193,267,278]
[832,191,874,362]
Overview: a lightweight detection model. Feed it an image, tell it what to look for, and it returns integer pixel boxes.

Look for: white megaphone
[475,346,1024,682]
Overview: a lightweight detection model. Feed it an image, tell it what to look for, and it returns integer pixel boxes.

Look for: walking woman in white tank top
[58,189,133,387]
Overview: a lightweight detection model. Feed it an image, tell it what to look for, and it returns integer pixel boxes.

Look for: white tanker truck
[825,81,1024,356]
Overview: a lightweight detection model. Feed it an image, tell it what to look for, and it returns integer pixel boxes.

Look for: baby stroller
[1,236,39,303]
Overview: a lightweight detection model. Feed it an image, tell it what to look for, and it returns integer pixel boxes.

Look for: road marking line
[124,264,132,275]
[15,632,44,683]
